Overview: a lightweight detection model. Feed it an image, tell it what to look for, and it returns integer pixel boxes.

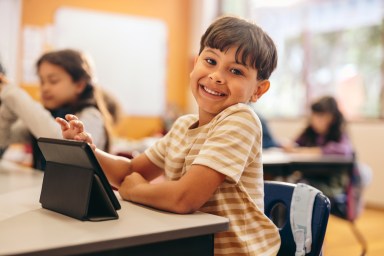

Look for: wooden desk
[0,160,229,256]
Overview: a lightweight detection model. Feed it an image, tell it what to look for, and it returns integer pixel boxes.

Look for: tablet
[37,137,121,210]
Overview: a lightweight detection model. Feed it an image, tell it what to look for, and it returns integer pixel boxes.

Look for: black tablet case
[38,138,119,221]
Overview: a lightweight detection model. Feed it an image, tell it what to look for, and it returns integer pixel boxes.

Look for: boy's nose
[209,72,224,84]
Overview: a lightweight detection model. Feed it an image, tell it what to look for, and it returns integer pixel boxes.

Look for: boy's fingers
[74,132,93,144]
[68,120,84,132]
[55,117,70,130]
[65,114,78,121]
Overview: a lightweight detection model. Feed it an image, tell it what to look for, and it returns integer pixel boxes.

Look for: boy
[56,16,280,256]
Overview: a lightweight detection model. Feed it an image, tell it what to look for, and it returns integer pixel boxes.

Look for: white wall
[268,118,384,208]
[0,0,21,84]
[52,7,167,116]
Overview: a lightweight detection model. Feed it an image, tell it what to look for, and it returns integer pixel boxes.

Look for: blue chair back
[264,181,331,256]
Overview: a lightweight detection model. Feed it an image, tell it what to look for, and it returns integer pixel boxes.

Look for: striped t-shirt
[145,103,281,255]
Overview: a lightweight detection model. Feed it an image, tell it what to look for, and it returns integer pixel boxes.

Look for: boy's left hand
[118,172,149,201]
[55,114,96,150]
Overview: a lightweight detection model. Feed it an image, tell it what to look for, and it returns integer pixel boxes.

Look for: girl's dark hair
[33,49,120,169]
[37,49,93,86]
[297,96,346,146]
[199,16,278,80]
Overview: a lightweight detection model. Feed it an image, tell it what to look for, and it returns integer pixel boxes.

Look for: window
[220,0,384,119]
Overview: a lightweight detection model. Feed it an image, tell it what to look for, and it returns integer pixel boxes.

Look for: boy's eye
[230,69,243,76]
[48,79,60,84]
[205,58,216,65]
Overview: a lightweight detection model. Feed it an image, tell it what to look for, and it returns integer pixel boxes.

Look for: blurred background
[0,0,383,253]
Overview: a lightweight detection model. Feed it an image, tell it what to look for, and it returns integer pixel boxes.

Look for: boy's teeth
[204,86,223,96]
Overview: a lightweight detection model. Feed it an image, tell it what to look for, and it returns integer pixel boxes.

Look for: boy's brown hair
[199,16,278,80]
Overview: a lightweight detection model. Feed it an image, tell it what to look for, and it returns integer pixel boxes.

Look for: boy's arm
[56,115,164,188]
[96,149,164,188]
[119,164,226,214]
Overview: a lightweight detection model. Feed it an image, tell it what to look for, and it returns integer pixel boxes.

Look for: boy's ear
[192,55,198,67]
[190,55,199,77]
[250,80,270,102]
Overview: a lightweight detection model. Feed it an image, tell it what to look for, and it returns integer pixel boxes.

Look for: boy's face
[190,47,269,125]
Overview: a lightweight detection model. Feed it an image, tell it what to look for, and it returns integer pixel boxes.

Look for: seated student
[56,16,281,256]
[0,49,119,169]
[282,95,354,156]
[282,95,370,219]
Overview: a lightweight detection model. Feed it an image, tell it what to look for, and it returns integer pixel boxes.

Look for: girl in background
[283,95,354,156]
[0,49,120,169]
[283,96,371,220]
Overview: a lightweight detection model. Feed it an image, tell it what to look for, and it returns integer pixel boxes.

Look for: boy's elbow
[172,202,198,214]
[171,195,201,214]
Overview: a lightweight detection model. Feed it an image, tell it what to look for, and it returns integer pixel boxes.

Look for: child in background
[282,95,370,219]
[0,49,119,169]
[56,16,281,255]
[282,95,354,156]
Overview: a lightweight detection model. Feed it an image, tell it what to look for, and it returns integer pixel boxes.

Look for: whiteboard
[53,7,167,116]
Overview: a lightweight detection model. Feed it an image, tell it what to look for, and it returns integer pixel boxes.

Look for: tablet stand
[40,161,118,221]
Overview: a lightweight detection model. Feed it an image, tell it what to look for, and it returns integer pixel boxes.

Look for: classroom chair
[264,181,331,256]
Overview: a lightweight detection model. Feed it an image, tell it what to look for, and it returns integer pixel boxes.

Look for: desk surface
[263,149,354,165]
[262,149,354,179]
[0,160,228,256]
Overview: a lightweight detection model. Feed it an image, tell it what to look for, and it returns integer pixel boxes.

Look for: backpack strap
[290,183,322,256]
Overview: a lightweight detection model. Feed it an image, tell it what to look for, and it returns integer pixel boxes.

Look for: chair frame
[264,181,331,256]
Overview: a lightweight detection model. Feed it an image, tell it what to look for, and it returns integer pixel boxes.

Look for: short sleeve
[145,114,198,170]
[145,134,168,170]
[193,107,261,183]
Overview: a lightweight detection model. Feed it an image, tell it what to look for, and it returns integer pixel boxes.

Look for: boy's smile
[190,47,269,126]
[199,84,227,100]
